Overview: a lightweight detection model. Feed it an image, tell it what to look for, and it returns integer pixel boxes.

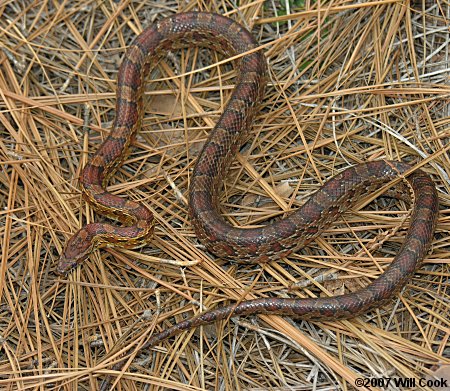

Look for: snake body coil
[58,12,438,346]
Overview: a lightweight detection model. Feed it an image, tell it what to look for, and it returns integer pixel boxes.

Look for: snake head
[56,228,95,275]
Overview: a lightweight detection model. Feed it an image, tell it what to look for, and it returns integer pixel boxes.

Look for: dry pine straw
[0,0,449,390]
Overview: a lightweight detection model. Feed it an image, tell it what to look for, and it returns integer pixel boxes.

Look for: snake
[58,12,438,350]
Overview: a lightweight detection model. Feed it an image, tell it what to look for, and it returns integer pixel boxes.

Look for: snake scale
[58,12,438,351]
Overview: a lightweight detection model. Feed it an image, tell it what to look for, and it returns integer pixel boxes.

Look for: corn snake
[57,11,438,355]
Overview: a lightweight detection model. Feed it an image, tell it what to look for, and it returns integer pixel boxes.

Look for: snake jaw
[56,256,80,276]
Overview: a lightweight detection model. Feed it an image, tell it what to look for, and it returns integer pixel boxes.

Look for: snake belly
[58,11,438,341]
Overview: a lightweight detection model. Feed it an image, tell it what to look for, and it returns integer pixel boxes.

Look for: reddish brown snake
[58,11,438,368]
